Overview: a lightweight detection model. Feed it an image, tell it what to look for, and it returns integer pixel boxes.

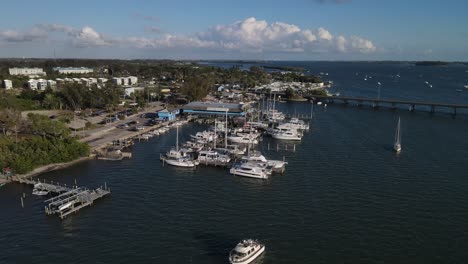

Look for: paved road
[79,104,165,149]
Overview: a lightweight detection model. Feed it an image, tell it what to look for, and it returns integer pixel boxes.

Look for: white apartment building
[9,68,46,76]
[3,80,13,89]
[53,67,94,74]
[27,80,38,90]
[112,76,137,86]
[128,76,138,85]
[47,80,57,88]
[37,79,48,90]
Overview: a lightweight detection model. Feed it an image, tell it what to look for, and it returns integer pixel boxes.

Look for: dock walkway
[12,177,110,219]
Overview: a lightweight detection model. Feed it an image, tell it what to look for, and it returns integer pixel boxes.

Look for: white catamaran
[393,117,402,153]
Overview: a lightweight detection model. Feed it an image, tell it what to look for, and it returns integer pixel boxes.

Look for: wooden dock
[12,177,110,219]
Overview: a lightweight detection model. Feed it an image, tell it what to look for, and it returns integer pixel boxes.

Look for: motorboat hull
[230,245,265,264]
[230,168,268,179]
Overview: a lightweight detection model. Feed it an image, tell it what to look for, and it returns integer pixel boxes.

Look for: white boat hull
[230,245,265,264]
[230,168,268,179]
[163,158,198,167]
[271,134,302,141]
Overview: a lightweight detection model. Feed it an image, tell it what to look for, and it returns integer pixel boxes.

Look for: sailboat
[160,125,199,167]
[393,117,402,153]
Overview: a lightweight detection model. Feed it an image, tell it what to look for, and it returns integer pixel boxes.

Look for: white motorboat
[191,131,217,143]
[182,140,205,153]
[228,134,259,145]
[230,163,268,179]
[215,145,246,156]
[197,150,231,165]
[264,109,285,123]
[393,117,402,153]
[58,201,74,212]
[271,128,303,141]
[242,151,287,172]
[247,121,269,130]
[32,189,49,196]
[229,239,265,264]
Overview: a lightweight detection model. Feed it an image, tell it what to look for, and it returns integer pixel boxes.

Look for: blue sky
[0,0,467,60]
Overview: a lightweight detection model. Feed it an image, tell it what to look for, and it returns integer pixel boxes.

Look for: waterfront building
[181,101,246,116]
[53,67,94,74]
[158,108,180,121]
[9,67,46,76]
[3,80,12,89]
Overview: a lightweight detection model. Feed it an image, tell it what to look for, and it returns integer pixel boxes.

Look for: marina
[2,61,468,263]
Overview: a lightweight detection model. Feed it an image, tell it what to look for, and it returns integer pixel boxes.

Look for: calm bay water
[1,62,468,263]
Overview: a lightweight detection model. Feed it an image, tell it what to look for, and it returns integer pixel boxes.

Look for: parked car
[117,124,129,129]
[135,126,145,130]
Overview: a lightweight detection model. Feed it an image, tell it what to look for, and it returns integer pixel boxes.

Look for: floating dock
[12,177,110,219]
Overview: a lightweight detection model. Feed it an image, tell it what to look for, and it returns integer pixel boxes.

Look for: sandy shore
[13,155,95,181]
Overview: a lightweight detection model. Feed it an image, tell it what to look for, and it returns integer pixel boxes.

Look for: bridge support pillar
[409,104,415,112]
[343,99,348,105]
[453,107,457,116]
[391,103,396,110]
[430,105,435,113]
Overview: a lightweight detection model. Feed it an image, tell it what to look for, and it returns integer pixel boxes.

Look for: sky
[0,0,467,61]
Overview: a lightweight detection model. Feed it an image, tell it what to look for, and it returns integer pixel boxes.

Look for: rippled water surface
[1,62,468,263]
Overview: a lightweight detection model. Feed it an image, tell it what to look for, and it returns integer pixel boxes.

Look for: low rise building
[3,80,13,89]
[9,67,46,76]
[112,76,137,86]
[37,79,48,90]
[53,67,94,74]
[181,102,246,116]
[47,80,57,88]
[158,108,180,121]
[124,87,144,97]
[128,76,138,85]
[27,79,38,90]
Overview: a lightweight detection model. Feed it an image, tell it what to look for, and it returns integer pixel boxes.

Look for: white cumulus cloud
[0,18,377,55]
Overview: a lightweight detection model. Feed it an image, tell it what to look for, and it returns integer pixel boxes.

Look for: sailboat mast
[176,125,179,151]
[225,110,228,148]
[395,117,401,144]
[214,119,217,149]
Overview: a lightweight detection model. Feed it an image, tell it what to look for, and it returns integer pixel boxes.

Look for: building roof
[53,67,93,71]
[182,101,244,113]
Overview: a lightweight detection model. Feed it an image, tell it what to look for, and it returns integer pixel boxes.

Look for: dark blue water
[2,62,468,263]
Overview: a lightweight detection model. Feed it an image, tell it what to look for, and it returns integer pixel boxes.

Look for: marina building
[158,108,180,121]
[53,67,94,74]
[181,102,246,116]
[9,67,46,76]
[3,80,12,89]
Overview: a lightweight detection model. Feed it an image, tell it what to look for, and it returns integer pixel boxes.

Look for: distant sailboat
[393,117,402,153]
